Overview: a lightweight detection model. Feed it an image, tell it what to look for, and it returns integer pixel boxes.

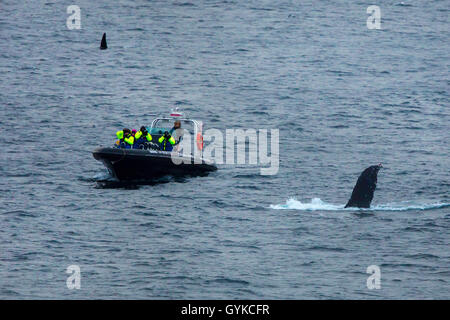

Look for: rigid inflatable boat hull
[93,147,217,181]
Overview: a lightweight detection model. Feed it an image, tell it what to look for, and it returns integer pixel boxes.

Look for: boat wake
[270,198,450,212]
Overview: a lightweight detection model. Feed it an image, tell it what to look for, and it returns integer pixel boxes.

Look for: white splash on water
[93,171,115,181]
[270,198,342,210]
[270,198,449,211]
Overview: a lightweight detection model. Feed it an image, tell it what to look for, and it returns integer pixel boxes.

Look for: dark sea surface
[0,0,449,299]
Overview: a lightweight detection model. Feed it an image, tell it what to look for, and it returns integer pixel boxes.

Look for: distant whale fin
[345,164,383,208]
[100,33,107,50]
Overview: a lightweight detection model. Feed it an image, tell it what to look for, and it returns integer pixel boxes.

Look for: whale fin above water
[100,33,107,50]
[345,164,383,208]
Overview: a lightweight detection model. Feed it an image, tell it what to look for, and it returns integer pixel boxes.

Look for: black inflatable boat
[93,113,217,181]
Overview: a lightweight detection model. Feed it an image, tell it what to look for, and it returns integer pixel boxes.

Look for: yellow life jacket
[124,134,134,145]
[158,135,175,150]
[136,130,152,141]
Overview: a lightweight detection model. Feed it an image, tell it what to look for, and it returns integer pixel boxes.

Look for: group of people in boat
[115,120,181,151]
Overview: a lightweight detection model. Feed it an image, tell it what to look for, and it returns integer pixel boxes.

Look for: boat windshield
[150,119,196,137]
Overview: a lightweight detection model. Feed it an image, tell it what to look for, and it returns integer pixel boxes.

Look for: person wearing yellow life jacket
[116,129,125,140]
[135,126,152,145]
[158,131,176,151]
[115,128,134,148]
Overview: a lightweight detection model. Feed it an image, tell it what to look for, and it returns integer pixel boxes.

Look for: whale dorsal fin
[100,33,107,50]
[345,164,382,208]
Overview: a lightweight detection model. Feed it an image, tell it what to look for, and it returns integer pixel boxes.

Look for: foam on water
[270,198,450,212]
[93,170,115,181]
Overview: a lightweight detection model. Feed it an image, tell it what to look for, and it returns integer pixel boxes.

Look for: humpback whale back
[100,33,107,50]
[345,164,382,208]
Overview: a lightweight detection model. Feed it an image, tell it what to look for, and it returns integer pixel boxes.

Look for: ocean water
[0,0,449,299]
